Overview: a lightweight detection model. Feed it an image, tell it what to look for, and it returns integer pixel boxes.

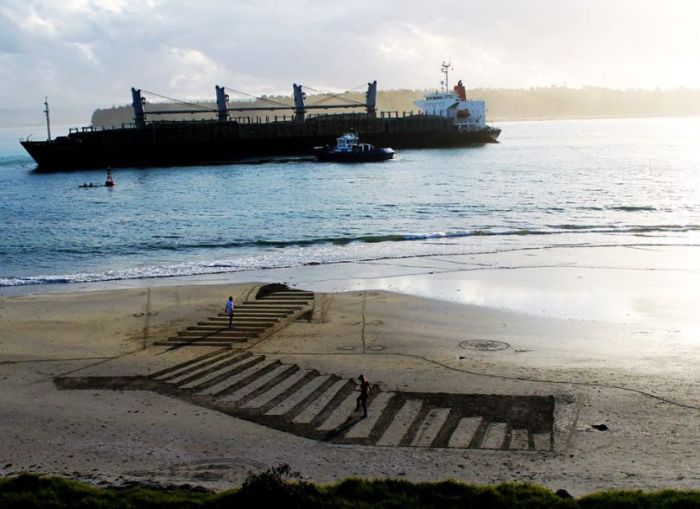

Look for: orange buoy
[105,167,115,187]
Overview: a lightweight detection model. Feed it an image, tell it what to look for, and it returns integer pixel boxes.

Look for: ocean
[1,117,699,291]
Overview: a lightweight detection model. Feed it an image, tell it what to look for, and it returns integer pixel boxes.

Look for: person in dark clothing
[355,374,372,418]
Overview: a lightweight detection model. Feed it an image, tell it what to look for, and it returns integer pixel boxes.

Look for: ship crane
[132,82,379,124]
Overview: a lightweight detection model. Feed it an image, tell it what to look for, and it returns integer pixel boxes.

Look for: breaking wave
[2,224,699,287]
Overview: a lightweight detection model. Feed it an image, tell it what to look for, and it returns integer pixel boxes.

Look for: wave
[29,224,700,257]
[548,224,700,233]
[0,257,305,287]
[0,155,34,168]
[577,205,657,212]
[608,205,657,212]
[184,224,700,248]
[2,224,700,288]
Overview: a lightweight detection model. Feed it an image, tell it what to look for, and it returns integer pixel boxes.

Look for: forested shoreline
[91,87,700,127]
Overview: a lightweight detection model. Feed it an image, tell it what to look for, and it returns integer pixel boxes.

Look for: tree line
[91,87,700,127]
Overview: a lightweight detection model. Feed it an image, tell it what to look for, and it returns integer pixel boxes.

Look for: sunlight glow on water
[1,117,699,288]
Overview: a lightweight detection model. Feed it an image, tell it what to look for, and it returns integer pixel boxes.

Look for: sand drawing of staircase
[56,347,555,451]
[145,349,553,450]
[155,288,314,347]
[55,285,556,451]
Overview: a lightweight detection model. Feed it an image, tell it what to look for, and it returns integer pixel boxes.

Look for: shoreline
[3,231,699,296]
[1,245,699,494]
[3,240,699,325]
[490,113,700,123]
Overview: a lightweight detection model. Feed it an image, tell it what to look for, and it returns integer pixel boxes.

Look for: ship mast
[44,97,51,141]
[441,61,451,93]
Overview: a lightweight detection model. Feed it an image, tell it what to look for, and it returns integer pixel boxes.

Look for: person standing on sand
[225,296,235,328]
[355,374,372,418]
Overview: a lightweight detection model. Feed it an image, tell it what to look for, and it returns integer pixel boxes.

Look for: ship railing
[79,110,436,133]
[379,111,417,118]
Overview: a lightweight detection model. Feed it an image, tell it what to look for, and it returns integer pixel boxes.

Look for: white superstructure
[414,62,487,131]
[330,132,372,153]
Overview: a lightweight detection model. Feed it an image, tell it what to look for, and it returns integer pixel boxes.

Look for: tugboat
[315,133,395,162]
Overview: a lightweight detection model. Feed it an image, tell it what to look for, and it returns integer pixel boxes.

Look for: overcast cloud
[1,0,699,124]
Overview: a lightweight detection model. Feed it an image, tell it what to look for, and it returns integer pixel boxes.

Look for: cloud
[377,23,502,88]
[1,0,699,125]
[163,47,224,96]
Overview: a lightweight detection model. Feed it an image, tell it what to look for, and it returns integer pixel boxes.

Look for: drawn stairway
[56,348,555,451]
[155,288,314,347]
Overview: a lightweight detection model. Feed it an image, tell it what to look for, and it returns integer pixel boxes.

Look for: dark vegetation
[2,466,700,508]
[91,87,700,128]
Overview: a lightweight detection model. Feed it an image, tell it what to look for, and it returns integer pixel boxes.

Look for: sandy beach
[1,244,699,496]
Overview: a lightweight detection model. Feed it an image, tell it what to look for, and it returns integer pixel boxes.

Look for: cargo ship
[21,64,500,171]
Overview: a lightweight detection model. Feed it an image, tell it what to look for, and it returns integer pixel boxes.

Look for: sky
[1,0,700,124]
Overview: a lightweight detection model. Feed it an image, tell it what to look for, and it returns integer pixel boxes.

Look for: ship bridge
[414,62,487,130]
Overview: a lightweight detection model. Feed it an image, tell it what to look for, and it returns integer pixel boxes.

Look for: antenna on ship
[441,61,452,93]
[43,97,51,141]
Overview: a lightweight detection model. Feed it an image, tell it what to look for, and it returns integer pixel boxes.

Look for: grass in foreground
[1,465,699,508]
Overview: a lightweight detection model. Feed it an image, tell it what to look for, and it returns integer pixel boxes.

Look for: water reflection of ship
[22,65,500,171]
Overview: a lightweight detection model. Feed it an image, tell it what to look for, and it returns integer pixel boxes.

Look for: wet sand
[0,245,698,495]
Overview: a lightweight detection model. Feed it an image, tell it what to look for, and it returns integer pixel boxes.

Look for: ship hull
[21,115,500,171]
[315,147,396,163]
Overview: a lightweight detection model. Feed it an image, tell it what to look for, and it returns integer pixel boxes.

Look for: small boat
[315,133,395,162]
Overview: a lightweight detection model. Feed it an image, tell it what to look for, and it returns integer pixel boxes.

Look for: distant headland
[91,87,700,127]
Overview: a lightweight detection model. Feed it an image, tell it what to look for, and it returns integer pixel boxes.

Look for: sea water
[1,117,699,290]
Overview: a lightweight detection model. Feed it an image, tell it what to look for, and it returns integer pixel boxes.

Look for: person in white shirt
[225,296,234,328]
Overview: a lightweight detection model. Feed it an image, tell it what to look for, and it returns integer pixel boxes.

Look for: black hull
[21,115,500,171]
[316,149,395,163]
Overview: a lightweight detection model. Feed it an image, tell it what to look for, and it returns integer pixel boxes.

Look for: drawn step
[177,354,263,389]
[533,433,551,451]
[345,392,395,439]
[231,310,291,314]
[293,378,349,424]
[411,408,451,447]
[256,300,310,305]
[195,357,273,395]
[218,364,295,404]
[161,352,250,386]
[481,422,508,449]
[177,330,255,337]
[233,365,302,408]
[149,349,233,381]
[242,368,315,410]
[377,399,423,446]
[202,319,277,325]
[174,332,255,338]
[510,428,530,450]
[448,417,483,449]
[259,300,311,304]
[316,389,359,431]
[223,306,299,311]
[265,375,332,417]
[187,325,267,332]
